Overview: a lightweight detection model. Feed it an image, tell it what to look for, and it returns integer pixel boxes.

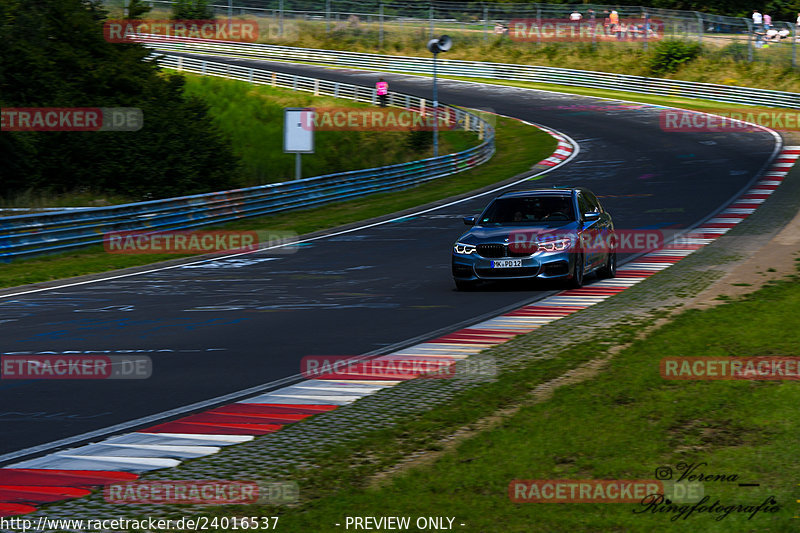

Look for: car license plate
[491,259,522,268]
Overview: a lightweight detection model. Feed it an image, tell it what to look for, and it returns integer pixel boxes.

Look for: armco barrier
[138,35,800,109]
[0,56,494,260]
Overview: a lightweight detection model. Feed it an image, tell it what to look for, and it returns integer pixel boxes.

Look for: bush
[647,40,703,75]
[405,129,433,152]
[718,42,750,62]
[171,0,213,20]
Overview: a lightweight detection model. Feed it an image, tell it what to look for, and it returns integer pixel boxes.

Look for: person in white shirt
[570,11,582,21]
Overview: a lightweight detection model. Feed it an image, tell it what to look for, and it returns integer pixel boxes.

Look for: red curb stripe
[559,290,625,296]
[505,309,577,316]
[237,404,339,412]
[634,256,686,262]
[0,485,91,503]
[177,413,307,425]
[205,409,312,421]
[702,222,739,228]
[0,469,137,487]
[310,371,420,381]
[434,332,515,340]
[208,404,335,416]
[0,503,36,517]
[139,421,280,435]
[614,270,658,277]
[522,305,587,311]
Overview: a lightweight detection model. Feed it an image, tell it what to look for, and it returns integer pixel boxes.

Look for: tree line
[0,0,238,201]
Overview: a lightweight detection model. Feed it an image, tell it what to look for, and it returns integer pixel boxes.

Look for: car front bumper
[452,252,574,281]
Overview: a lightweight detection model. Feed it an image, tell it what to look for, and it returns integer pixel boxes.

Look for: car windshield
[479,196,575,225]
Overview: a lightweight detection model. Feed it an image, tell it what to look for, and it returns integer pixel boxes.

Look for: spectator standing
[752,10,763,30]
[609,10,621,40]
[570,11,582,22]
[376,78,388,107]
[763,13,772,30]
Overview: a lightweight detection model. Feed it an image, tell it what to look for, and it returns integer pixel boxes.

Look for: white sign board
[284,108,314,153]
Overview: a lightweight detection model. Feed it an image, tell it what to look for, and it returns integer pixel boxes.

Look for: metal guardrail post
[745,18,754,62]
[483,5,488,43]
[643,9,649,51]
[536,5,541,45]
[279,0,284,38]
[326,0,330,33]
[379,2,384,48]
[695,12,703,44]
[429,4,434,39]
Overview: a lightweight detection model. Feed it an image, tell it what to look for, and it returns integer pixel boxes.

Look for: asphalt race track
[0,54,778,462]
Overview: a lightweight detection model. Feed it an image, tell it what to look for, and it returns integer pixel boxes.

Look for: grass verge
[229,270,800,532]
[180,73,476,187]
[0,115,554,289]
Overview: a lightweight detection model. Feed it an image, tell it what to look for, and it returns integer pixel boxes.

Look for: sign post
[284,108,314,180]
[426,35,452,158]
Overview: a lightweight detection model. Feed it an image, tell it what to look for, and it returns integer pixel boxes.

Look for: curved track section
[0,56,779,471]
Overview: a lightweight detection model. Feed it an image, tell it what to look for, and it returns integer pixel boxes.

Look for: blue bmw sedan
[452,188,616,290]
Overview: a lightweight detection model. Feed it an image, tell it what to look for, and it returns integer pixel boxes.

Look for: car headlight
[454,242,477,255]
[537,238,572,253]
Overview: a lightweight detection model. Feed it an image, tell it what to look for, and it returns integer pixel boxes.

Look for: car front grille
[477,243,532,259]
[476,244,506,258]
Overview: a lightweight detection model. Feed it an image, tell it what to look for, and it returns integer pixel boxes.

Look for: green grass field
[241,270,800,532]
[180,74,477,187]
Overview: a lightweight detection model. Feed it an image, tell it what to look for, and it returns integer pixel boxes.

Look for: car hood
[457,221,581,244]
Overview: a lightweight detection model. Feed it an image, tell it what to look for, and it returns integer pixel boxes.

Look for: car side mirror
[583,212,600,222]
[463,216,476,226]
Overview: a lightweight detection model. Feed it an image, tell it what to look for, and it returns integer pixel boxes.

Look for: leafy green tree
[0,0,238,200]
[126,0,151,19]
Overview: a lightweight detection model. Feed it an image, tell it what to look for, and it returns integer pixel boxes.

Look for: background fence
[103,0,800,68]
[0,55,495,260]
[140,35,800,108]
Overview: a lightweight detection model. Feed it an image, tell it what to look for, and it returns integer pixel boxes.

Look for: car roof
[496,188,578,199]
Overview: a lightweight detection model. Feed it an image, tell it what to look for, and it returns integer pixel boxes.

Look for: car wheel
[455,279,477,291]
[568,253,585,288]
[597,252,617,279]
